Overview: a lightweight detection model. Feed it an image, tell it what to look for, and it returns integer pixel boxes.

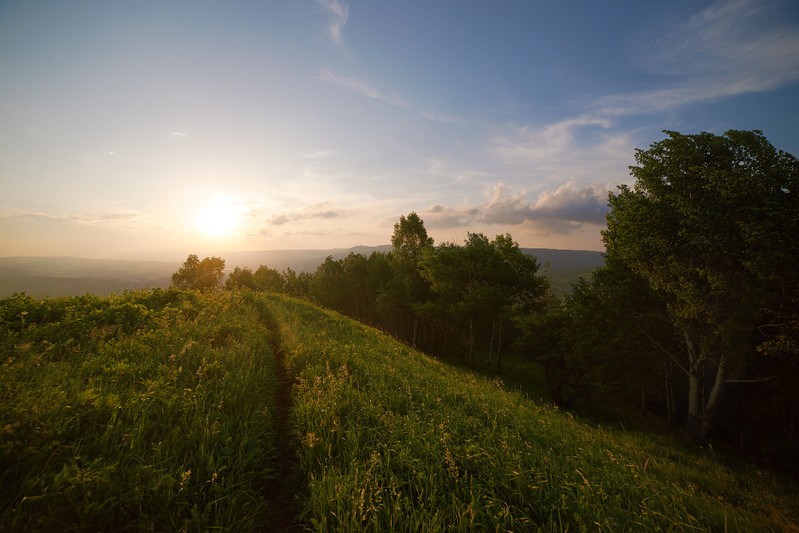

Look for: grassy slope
[268,295,799,532]
[2,291,798,531]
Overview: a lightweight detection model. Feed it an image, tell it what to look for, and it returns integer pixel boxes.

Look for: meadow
[2,289,798,531]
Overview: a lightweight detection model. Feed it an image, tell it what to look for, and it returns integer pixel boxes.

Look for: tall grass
[3,290,797,531]
[267,295,799,531]
[0,289,280,531]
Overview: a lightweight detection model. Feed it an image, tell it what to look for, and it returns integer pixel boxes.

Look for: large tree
[603,130,798,442]
[171,255,226,292]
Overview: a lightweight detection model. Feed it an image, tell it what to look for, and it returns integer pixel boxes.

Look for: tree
[171,255,226,292]
[391,212,434,267]
[225,266,256,290]
[377,213,434,346]
[420,233,546,368]
[282,267,312,299]
[535,258,672,413]
[253,265,284,292]
[603,130,798,442]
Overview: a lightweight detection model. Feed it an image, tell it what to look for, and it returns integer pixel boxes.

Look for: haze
[1,1,798,259]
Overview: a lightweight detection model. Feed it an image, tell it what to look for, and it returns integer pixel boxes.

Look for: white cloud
[490,117,612,163]
[319,0,348,46]
[317,68,409,108]
[420,181,611,236]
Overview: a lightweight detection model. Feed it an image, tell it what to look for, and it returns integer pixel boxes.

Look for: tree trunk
[682,329,704,437]
[698,354,727,443]
[468,318,474,369]
[495,319,503,372]
[640,376,647,419]
[488,321,496,363]
[665,362,676,427]
[412,316,418,349]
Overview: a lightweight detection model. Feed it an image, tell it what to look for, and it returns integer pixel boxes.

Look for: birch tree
[603,130,798,442]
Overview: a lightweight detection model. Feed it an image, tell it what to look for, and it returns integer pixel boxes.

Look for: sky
[1,0,798,259]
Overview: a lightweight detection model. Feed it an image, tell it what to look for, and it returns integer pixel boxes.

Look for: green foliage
[419,232,547,366]
[225,265,257,290]
[603,129,799,443]
[519,259,674,411]
[390,211,434,267]
[0,289,280,531]
[171,254,226,292]
[266,295,799,531]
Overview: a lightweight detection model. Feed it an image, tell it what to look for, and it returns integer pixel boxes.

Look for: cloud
[303,149,337,160]
[1,210,144,229]
[490,117,612,164]
[595,0,799,117]
[317,68,409,108]
[0,211,61,222]
[319,0,348,46]
[267,203,340,226]
[419,110,460,124]
[421,182,611,236]
[422,204,481,229]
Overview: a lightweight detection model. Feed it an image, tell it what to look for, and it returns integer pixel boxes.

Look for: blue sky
[1,0,798,258]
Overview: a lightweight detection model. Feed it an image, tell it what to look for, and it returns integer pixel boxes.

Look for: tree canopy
[603,129,798,441]
[171,255,226,292]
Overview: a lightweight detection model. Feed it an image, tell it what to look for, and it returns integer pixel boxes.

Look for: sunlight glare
[195,196,246,238]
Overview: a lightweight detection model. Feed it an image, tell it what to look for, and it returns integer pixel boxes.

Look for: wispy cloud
[318,68,409,108]
[419,110,460,124]
[490,117,612,163]
[302,149,337,160]
[319,0,348,47]
[71,212,140,223]
[1,210,144,228]
[595,0,799,117]
[267,202,340,226]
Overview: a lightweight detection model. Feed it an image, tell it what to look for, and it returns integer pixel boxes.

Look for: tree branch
[640,328,689,376]
[723,375,777,384]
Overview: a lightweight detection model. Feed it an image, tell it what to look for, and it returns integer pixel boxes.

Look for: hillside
[2,290,794,530]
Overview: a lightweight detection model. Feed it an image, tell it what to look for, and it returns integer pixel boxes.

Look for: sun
[195,196,246,238]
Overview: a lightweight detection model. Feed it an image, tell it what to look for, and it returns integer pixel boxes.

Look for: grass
[2,290,798,531]
[267,295,799,531]
[1,289,281,531]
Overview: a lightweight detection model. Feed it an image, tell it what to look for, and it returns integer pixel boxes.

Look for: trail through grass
[3,290,798,531]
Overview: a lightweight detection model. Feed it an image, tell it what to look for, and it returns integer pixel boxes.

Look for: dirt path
[266,341,302,531]
[249,296,303,531]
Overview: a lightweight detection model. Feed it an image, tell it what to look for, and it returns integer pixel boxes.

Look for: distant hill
[522,248,605,295]
[0,247,604,298]
[223,245,394,273]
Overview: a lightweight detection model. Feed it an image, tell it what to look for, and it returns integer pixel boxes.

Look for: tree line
[172,130,798,472]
